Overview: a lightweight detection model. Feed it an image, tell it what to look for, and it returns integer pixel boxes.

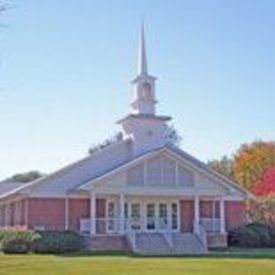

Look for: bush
[0,230,83,254]
[228,222,275,248]
[32,231,84,254]
[0,230,39,250]
[0,230,40,254]
[246,223,271,247]
[268,225,275,247]
[2,238,31,254]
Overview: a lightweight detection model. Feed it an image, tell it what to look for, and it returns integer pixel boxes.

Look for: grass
[0,248,275,275]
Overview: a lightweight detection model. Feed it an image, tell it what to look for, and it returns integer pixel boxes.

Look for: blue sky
[0,0,274,180]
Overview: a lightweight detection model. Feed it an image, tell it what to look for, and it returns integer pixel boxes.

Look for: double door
[126,201,179,232]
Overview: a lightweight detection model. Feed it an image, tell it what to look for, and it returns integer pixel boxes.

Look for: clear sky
[0,0,274,180]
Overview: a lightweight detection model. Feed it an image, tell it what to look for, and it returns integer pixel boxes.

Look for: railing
[158,219,173,247]
[80,217,177,235]
[199,218,221,233]
[80,218,121,234]
[125,219,137,251]
[197,223,207,248]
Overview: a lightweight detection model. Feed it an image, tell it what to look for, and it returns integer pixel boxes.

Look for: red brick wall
[0,205,4,226]
[96,198,106,234]
[27,198,66,230]
[180,200,194,233]
[225,201,246,230]
[0,199,27,228]
[68,198,90,231]
[200,201,220,218]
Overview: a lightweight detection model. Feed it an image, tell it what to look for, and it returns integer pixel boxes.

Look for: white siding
[162,155,176,186]
[178,165,194,187]
[147,156,162,186]
[127,163,144,186]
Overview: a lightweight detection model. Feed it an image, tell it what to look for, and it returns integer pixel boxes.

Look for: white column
[219,198,225,234]
[90,193,96,235]
[24,199,29,229]
[65,197,69,230]
[143,160,148,186]
[194,196,200,233]
[119,194,125,234]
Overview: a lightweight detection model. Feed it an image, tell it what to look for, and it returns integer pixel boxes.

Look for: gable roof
[0,141,253,201]
[0,179,25,196]
[0,138,133,200]
[75,144,253,199]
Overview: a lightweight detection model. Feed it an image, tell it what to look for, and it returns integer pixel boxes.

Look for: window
[171,203,178,230]
[146,204,156,230]
[131,203,141,230]
[159,203,168,230]
[107,202,115,231]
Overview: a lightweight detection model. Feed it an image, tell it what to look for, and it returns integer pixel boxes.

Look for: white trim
[164,148,253,199]
[65,197,69,230]
[78,147,252,199]
[194,196,200,233]
[175,163,179,186]
[92,186,241,197]
[90,193,96,235]
[143,160,148,186]
[119,194,125,233]
[24,198,28,228]
[81,150,160,189]
[219,198,225,234]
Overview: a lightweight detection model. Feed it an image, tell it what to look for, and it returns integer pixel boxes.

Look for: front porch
[75,193,227,252]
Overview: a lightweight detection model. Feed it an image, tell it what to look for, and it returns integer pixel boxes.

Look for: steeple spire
[138,22,148,75]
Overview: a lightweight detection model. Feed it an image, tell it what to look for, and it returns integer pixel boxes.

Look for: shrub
[228,222,275,248]
[228,226,260,247]
[0,230,83,254]
[2,238,31,254]
[268,225,275,247]
[246,223,271,247]
[32,231,84,254]
[0,230,39,250]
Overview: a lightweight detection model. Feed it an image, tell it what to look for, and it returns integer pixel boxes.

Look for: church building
[0,26,252,254]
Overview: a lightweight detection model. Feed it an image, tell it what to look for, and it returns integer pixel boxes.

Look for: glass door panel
[130,203,141,230]
[107,202,115,232]
[171,203,178,230]
[159,203,168,230]
[146,204,156,230]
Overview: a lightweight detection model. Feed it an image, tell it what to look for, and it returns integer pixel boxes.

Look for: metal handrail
[197,223,207,248]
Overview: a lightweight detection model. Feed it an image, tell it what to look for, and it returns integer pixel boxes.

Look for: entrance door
[146,203,156,230]
[158,203,168,231]
[107,201,116,233]
[145,202,179,232]
[129,203,141,231]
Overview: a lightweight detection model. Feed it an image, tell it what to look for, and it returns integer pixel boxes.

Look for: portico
[80,192,226,238]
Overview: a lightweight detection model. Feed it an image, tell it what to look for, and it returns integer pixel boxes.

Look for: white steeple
[118,24,171,156]
[138,23,148,75]
[131,24,157,115]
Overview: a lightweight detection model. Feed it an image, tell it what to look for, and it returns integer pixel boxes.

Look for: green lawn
[0,249,275,275]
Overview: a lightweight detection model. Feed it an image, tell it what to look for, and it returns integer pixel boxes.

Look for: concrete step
[170,233,208,254]
[84,235,130,251]
[134,232,207,255]
[135,232,170,255]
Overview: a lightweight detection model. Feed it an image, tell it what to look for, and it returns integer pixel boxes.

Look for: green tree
[11,171,43,183]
